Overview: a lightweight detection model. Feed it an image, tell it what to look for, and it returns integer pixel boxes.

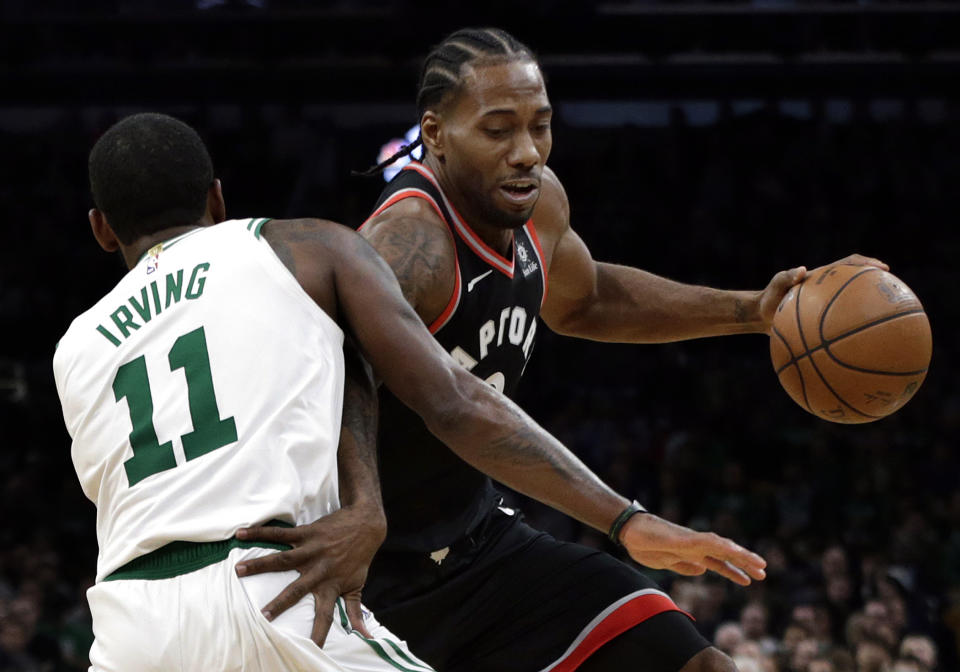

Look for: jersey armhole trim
[252,217,273,239]
[427,254,461,335]
[358,188,446,232]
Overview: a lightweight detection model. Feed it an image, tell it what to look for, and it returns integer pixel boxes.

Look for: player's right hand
[233,504,386,646]
[619,513,767,586]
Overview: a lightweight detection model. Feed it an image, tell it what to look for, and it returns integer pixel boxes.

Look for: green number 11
[113,326,238,486]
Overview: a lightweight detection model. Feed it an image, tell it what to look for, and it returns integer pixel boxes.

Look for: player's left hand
[757,253,888,334]
[233,504,386,646]
[620,512,767,586]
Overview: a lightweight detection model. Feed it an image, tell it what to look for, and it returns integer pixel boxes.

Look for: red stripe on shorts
[542,590,691,672]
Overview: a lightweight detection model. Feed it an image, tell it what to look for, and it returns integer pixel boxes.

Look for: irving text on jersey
[96,263,210,347]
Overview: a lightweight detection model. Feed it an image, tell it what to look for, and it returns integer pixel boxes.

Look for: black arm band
[608,500,647,546]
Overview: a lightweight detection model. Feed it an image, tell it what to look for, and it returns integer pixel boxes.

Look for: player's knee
[680,646,738,672]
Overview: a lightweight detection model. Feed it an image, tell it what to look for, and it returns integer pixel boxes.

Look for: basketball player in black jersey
[239,27,886,672]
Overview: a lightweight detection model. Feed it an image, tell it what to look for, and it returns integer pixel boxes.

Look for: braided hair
[356,28,537,177]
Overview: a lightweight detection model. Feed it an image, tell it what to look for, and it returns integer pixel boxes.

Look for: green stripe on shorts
[354,636,426,672]
[383,638,434,672]
[336,598,350,629]
[337,598,434,671]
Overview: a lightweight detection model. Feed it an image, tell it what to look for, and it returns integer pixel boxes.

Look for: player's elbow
[420,367,495,451]
[543,303,598,339]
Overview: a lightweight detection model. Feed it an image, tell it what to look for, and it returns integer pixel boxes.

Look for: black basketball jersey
[361,161,548,552]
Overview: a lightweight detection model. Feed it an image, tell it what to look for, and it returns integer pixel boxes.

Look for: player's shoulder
[263,216,349,235]
[57,271,135,345]
[258,217,379,281]
[361,195,449,242]
[262,217,364,253]
[532,165,571,238]
[355,194,456,315]
[52,290,116,382]
[359,198,456,272]
[541,165,567,199]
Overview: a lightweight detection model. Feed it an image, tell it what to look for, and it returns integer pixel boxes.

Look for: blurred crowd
[1,100,957,671]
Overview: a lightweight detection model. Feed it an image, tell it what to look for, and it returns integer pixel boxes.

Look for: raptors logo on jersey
[360,161,547,552]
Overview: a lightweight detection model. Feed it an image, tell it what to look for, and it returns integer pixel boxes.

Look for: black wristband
[608,500,647,546]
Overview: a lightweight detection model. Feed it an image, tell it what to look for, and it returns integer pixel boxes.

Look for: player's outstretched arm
[545,237,886,342]
[328,225,762,586]
[337,229,767,584]
[235,340,384,644]
[537,170,886,342]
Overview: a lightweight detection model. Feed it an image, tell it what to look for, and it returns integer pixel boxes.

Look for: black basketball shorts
[364,508,710,672]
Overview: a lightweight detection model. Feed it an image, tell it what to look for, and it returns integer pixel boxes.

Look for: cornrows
[355,28,536,177]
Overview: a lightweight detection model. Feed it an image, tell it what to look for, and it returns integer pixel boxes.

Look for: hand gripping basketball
[770,259,931,423]
[758,254,888,334]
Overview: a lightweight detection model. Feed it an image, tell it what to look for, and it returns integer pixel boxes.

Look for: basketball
[769,264,932,423]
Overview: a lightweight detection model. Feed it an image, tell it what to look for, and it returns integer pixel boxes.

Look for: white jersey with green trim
[53,218,345,582]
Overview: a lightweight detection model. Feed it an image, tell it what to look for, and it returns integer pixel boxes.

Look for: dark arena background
[2,2,959,671]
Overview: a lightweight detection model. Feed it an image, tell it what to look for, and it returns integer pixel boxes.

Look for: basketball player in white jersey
[56,112,422,671]
[56,113,769,670]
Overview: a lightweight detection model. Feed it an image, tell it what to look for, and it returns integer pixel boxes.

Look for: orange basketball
[769,264,931,423]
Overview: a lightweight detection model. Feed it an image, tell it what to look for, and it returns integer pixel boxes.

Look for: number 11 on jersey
[112,326,237,486]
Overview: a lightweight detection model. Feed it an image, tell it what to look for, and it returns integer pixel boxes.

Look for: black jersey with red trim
[361,162,548,553]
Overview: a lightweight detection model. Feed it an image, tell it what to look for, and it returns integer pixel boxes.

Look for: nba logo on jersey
[145,243,162,275]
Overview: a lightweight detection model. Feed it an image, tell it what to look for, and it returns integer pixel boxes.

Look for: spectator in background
[780,622,812,670]
[731,640,776,672]
[0,610,41,672]
[846,611,871,651]
[891,658,925,672]
[740,600,780,657]
[714,621,746,656]
[790,637,822,672]
[856,636,894,672]
[863,598,901,650]
[806,656,835,672]
[825,573,856,642]
[899,633,937,671]
[730,655,764,672]
[821,545,849,583]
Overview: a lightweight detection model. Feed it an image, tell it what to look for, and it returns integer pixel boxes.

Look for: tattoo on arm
[734,298,749,323]
[439,385,617,528]
[261,218,342,278]
[342,361,378,462]
[366,220,452,311]
[471,396,575,482]
[338,342,381,507]
[264,227,297,276]
[484,427,572,477]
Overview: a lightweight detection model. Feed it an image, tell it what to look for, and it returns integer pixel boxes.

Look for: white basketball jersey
[53,219,345,582]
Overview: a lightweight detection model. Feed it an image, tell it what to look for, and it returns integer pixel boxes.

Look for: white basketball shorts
[87,546,434,672]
